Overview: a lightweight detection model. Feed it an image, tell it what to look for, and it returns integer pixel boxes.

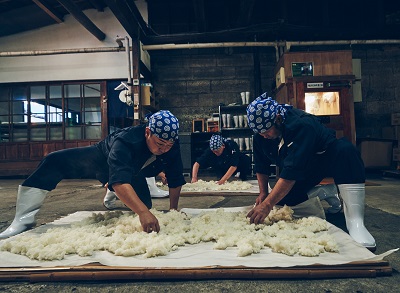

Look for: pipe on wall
[140,39,400,51]
[142,39,400,61]
[1,39,399,61]
[0,47,124,57]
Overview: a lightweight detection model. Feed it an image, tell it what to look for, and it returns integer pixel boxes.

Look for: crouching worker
[0,110,186,238]
[245,94,376,250]
[191,134,251,185]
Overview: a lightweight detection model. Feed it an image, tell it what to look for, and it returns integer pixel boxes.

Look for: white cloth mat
[0,210,397,268]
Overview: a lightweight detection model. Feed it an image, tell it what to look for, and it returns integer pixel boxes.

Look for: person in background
[245,93,376,250]
[191,134,251,185]
[0,110,185,238]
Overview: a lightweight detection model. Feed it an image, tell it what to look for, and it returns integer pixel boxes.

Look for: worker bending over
[246,93,375,250]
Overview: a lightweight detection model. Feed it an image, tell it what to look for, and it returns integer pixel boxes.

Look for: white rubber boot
[0,185,48,239]
[338,183,376,250]
[146,177,168,198]
[103,189,118,210]
[307,184,342,214]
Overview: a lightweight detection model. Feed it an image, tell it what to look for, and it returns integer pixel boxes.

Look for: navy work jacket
[253,108,336,181]
[96,124,186,188]
[196,139,241,171]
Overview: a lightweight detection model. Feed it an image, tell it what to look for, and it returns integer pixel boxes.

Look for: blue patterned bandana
[209,134,225,151]
[148,110,179,142]
[246,93,292,134]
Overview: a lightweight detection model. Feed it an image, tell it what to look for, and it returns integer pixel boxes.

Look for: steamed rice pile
[157,179,253,192]
[0,206,338,261]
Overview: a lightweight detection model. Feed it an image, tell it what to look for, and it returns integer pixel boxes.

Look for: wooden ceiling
[0,0,400,44]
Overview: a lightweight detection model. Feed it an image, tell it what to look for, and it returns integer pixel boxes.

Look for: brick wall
[150,45,400,137]
[353,47,400,139]
[150,47,276,132]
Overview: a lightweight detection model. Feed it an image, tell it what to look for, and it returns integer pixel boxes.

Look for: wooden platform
[0,260,393,282]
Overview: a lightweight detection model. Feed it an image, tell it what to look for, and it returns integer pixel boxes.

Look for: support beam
[125,0,153,37]
[57,0,106,41]
[88,0,106,12]
[33,0,64,23]
[103,0,140,39]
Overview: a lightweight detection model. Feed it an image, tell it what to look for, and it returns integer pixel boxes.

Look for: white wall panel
[0,8,130,83]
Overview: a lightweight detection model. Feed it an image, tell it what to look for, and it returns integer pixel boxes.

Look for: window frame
[0,81,106,143]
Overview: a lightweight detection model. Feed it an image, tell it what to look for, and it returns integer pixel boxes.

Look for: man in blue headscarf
[0,110,186,238]
[191,134,251,185]
[246,93,376,250]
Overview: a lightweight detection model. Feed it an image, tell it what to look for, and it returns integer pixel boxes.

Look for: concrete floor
[0,171,399,292]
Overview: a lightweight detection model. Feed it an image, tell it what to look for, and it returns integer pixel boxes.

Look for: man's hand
[158,172,168,185]
[217,179,226,185]
[112,183,161,233]
[138,210,160,233]
[249,177,295,224]
[255,193,268,205]
[247,202,272,224]
[191,177,198,183]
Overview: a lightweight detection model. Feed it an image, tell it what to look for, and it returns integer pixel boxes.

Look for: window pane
[0,124,10,142]
[0,87,9,101]
[65,98,81,125]
[84,111,101,124]
[84,84,100,97]
[31,126,46,141]
[12,87,27,121]
[65,126,82,140]
[31,86,46,100]
[85,125,101,139]
[48,111,63,123]
[0,101,9,116]
[49,85,62,99]
[49,98,62,109]
[30,101,46,123]
[0,116,9,125]
[12,124,28,141]
[12,108,28,123]
[65,98,81,112]
[12,87,26,101]
[50,127,62,140]
[84,97,101,112]
[48,99,63,123]
[64,84,80,98]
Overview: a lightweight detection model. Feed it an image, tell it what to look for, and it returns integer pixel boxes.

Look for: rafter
[125,0,153,37]
[32,0,64,23]
[103,0,140,39]
[88,0,106,12]
[57,0,106,41]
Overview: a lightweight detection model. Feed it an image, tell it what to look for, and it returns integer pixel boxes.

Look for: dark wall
[150,45,400,137]
[150,47,276,132]
[353,47,400,138]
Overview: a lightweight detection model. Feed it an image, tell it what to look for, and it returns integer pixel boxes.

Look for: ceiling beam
[88,0,106,12]
[125,0,153,37]
[32,0,64,23]
[103,0,140,39]
[57,0,106,41]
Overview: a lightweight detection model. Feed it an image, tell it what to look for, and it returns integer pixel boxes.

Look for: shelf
[219,104,254,175]
[219,104,248,111]
[221,127,250,131]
